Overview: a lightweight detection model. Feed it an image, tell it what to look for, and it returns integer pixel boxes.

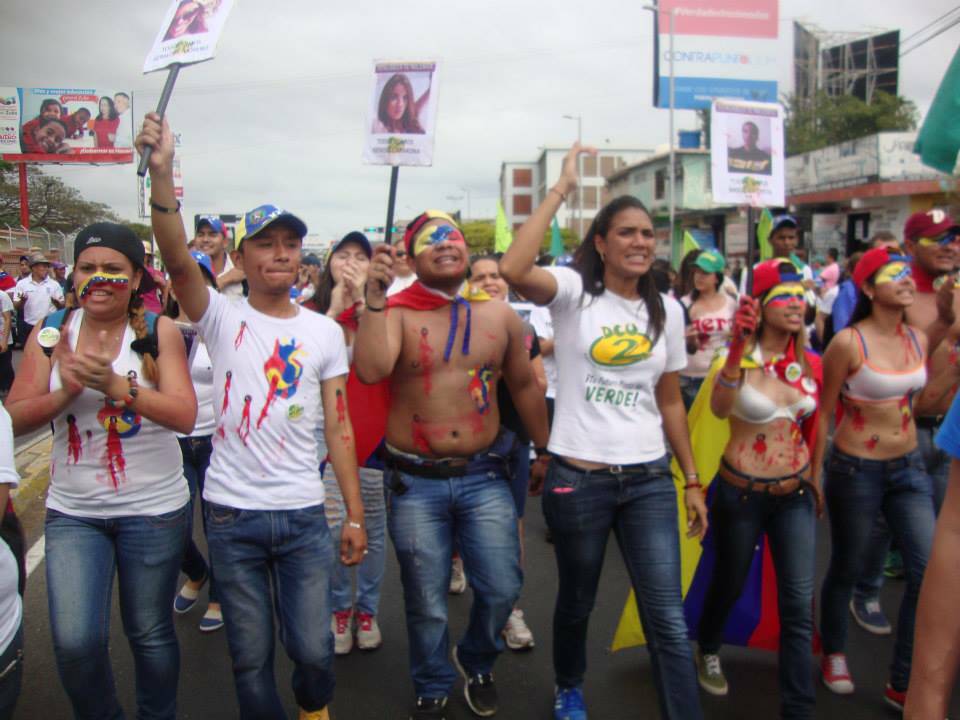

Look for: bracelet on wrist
[150,199,181,214]
[715,372,740,390]
[347,520,363,530]
[684,482,703,491]
[366,303,385,312]
[549,187,567,203]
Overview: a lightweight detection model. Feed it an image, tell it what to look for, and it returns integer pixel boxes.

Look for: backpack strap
[40,308,71,358]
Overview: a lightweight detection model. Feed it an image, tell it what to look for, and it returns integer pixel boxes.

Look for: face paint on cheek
[762,283,805,308]
[77,272,130,300]
[875,262,911,285]
[412,224,465,256]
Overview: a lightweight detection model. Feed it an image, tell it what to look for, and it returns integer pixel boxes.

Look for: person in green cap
[679,249,737,410]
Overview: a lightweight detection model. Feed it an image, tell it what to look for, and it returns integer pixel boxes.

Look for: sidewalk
[12,433,51,515]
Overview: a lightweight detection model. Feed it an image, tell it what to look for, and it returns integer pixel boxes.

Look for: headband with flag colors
[750,259,802,299]
[403,210,464,257]
[853,247,912,289]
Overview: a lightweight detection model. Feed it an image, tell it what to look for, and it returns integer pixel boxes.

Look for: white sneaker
[356,612,382,651]
[502,608,535,650]
[449,557,467,595]
[332,609,353,655]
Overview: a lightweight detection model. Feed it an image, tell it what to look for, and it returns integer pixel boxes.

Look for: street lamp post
[643,3,676,253]
[562,114,582,239]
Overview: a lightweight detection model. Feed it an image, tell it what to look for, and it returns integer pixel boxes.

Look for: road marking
[25,535,45,577]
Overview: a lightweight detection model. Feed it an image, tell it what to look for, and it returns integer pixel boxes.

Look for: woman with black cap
[818,245,943,711]
[5,222,196,719]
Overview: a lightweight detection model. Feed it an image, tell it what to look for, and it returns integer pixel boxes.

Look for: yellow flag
[494,200,513,253]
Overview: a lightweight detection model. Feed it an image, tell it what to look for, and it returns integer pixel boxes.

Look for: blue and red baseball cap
[189,250,216,285]
[195,215,225,236]
[237,204,308,246]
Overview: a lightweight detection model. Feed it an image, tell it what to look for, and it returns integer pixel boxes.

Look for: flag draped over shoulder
[612,346,822,653]
[339,281,492,467]
[495,201,513,253]
[915,47,960,175]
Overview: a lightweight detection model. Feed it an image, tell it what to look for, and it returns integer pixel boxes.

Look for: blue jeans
[386,466,521,699]
[698,478,816,719]
[205,502,336,718]
[324,468,386,616]
[0,624,23,720]
[854,424,948,602]
[45,505,189,720]
[506,435,531,518]
[820,447,936,692]
[178,436,217,603]
[542,456,703,720]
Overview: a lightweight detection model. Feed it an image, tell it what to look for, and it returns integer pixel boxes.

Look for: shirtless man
[354,211,549,720]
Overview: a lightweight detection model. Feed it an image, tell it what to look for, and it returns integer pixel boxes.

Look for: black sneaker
[409,696,447,720]
[452,646,498,717]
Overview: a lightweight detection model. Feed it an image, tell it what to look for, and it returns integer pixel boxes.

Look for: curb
[12,432,51,515]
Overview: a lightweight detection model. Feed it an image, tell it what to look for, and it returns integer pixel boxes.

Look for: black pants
[0,350,13,393]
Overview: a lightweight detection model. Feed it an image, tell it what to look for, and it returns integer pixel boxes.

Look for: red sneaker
[884,684,906,712]
[820,653,854,694]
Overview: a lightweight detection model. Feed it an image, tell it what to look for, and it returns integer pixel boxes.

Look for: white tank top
[48,310,189,517]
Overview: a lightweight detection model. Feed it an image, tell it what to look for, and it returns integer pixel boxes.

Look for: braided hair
[128,294,159,384]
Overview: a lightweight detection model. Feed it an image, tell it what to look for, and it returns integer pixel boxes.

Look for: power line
[901,5,960,43]
[901,14,960,56]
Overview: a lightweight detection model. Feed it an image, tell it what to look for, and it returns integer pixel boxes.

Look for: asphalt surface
[10,487,960,720]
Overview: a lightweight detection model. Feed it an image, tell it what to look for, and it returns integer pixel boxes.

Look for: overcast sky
[2,0,957,241]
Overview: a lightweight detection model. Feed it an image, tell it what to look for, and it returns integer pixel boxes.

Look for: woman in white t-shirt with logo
[500,144,708,720]
[6,223,196,720]
[680,249,737,410]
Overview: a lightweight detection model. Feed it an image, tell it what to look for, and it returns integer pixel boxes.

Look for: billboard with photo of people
[363,61,439,167]
[0,87,134,164]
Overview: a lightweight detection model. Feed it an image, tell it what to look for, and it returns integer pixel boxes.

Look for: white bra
[731,380,817,425]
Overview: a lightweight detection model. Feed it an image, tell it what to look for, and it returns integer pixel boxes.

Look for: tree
[121,222,152,242]
[461,219,579,255]
[784,90,918,156]
[0,164,118,232]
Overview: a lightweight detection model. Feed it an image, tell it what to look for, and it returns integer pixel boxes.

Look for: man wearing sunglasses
[387,235,418,297]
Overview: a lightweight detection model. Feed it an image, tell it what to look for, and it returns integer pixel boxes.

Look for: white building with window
[500,146,653,241]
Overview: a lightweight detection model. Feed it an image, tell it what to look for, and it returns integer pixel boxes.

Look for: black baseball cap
[73,222,156,293]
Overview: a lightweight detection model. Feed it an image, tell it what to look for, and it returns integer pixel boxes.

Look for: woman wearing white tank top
[818,245,945,710]
[691,259,823,719]
[6,223,196,720]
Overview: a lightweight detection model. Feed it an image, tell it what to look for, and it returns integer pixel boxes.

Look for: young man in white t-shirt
[140,113,366,720]
[194,215,245,300]
[13,253,64,342]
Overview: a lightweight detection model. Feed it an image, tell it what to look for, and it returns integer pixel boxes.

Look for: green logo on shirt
[588,324,652,367]
[287,405,304,421]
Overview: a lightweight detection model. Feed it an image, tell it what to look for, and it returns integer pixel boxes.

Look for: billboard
[654,0,779,110]
[821,30,899,103]
[363,61,439,167]
[710,98,785,206]
[143,0,235,74]
[1,87,134,164]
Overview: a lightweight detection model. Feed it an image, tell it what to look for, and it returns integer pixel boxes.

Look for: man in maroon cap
[903,209,960,352]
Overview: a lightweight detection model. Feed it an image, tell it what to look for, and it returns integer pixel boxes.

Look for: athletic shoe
[298,707,330,720]
[198,605,224,633]
[821,653,855,694]
[452,646,497,717]
[356,612,382,651]
[449,557,467,595]
[849,597,892,636]
[409,697,447,720]
[695,649,729,696]
[502,608,535,650]
[553,687,587,720]
[884,550,905,579]
[173,577,205,614]
[332,609,353,655]
[884,684,906,712]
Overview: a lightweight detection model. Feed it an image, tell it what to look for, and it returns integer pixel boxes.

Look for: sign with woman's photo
[143,0,235,74]
[0,87,134,164]
[710,98,784,206]
[363,61,439,167]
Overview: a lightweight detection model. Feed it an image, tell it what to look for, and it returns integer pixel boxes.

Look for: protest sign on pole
[140,133,183,218]
[710,98,784,207]
[363,61,439,168]
[138,0,235,176]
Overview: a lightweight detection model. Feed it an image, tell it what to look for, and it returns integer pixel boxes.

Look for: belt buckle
[609,464,623,474]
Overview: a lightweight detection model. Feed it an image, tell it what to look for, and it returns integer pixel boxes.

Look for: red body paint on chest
[752,434,767,456]
[898,394,911,433]
[335,389,346,425]
[850,406,866,433]
[66,414,82,464]
[865,435,880,451]
[418,328,434,395]
[411,414,431,455]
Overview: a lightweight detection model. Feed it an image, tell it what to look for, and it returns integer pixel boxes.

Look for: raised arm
[136,113,209,322]
[354,246,403,384]
[499,144,595,305]
[710,296,757,419]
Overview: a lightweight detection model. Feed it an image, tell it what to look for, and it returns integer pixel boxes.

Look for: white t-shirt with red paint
[545,267,687,465]
[681,293,737,378]
[197,289,349,511]
[48,310,188,517]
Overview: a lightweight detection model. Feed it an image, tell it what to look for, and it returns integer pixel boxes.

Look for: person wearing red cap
[355,208,549,719]
[817,245,947,710]
[687,259,822,718]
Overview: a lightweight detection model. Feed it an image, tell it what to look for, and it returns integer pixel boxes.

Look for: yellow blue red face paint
[762,283,806,308]
[77,272,130,300]
[875,261,911,285]
[413,223,465,257]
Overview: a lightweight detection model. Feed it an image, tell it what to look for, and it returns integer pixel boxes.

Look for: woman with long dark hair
[374,73,426,134]
[500,144,707,720]
[92,96,119,149]
[304,232,388,655]
[5,222,195,719]
[690,259,822,719]
[818,246,941,711]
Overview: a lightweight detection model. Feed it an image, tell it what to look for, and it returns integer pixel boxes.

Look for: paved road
[10,478,960,720]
